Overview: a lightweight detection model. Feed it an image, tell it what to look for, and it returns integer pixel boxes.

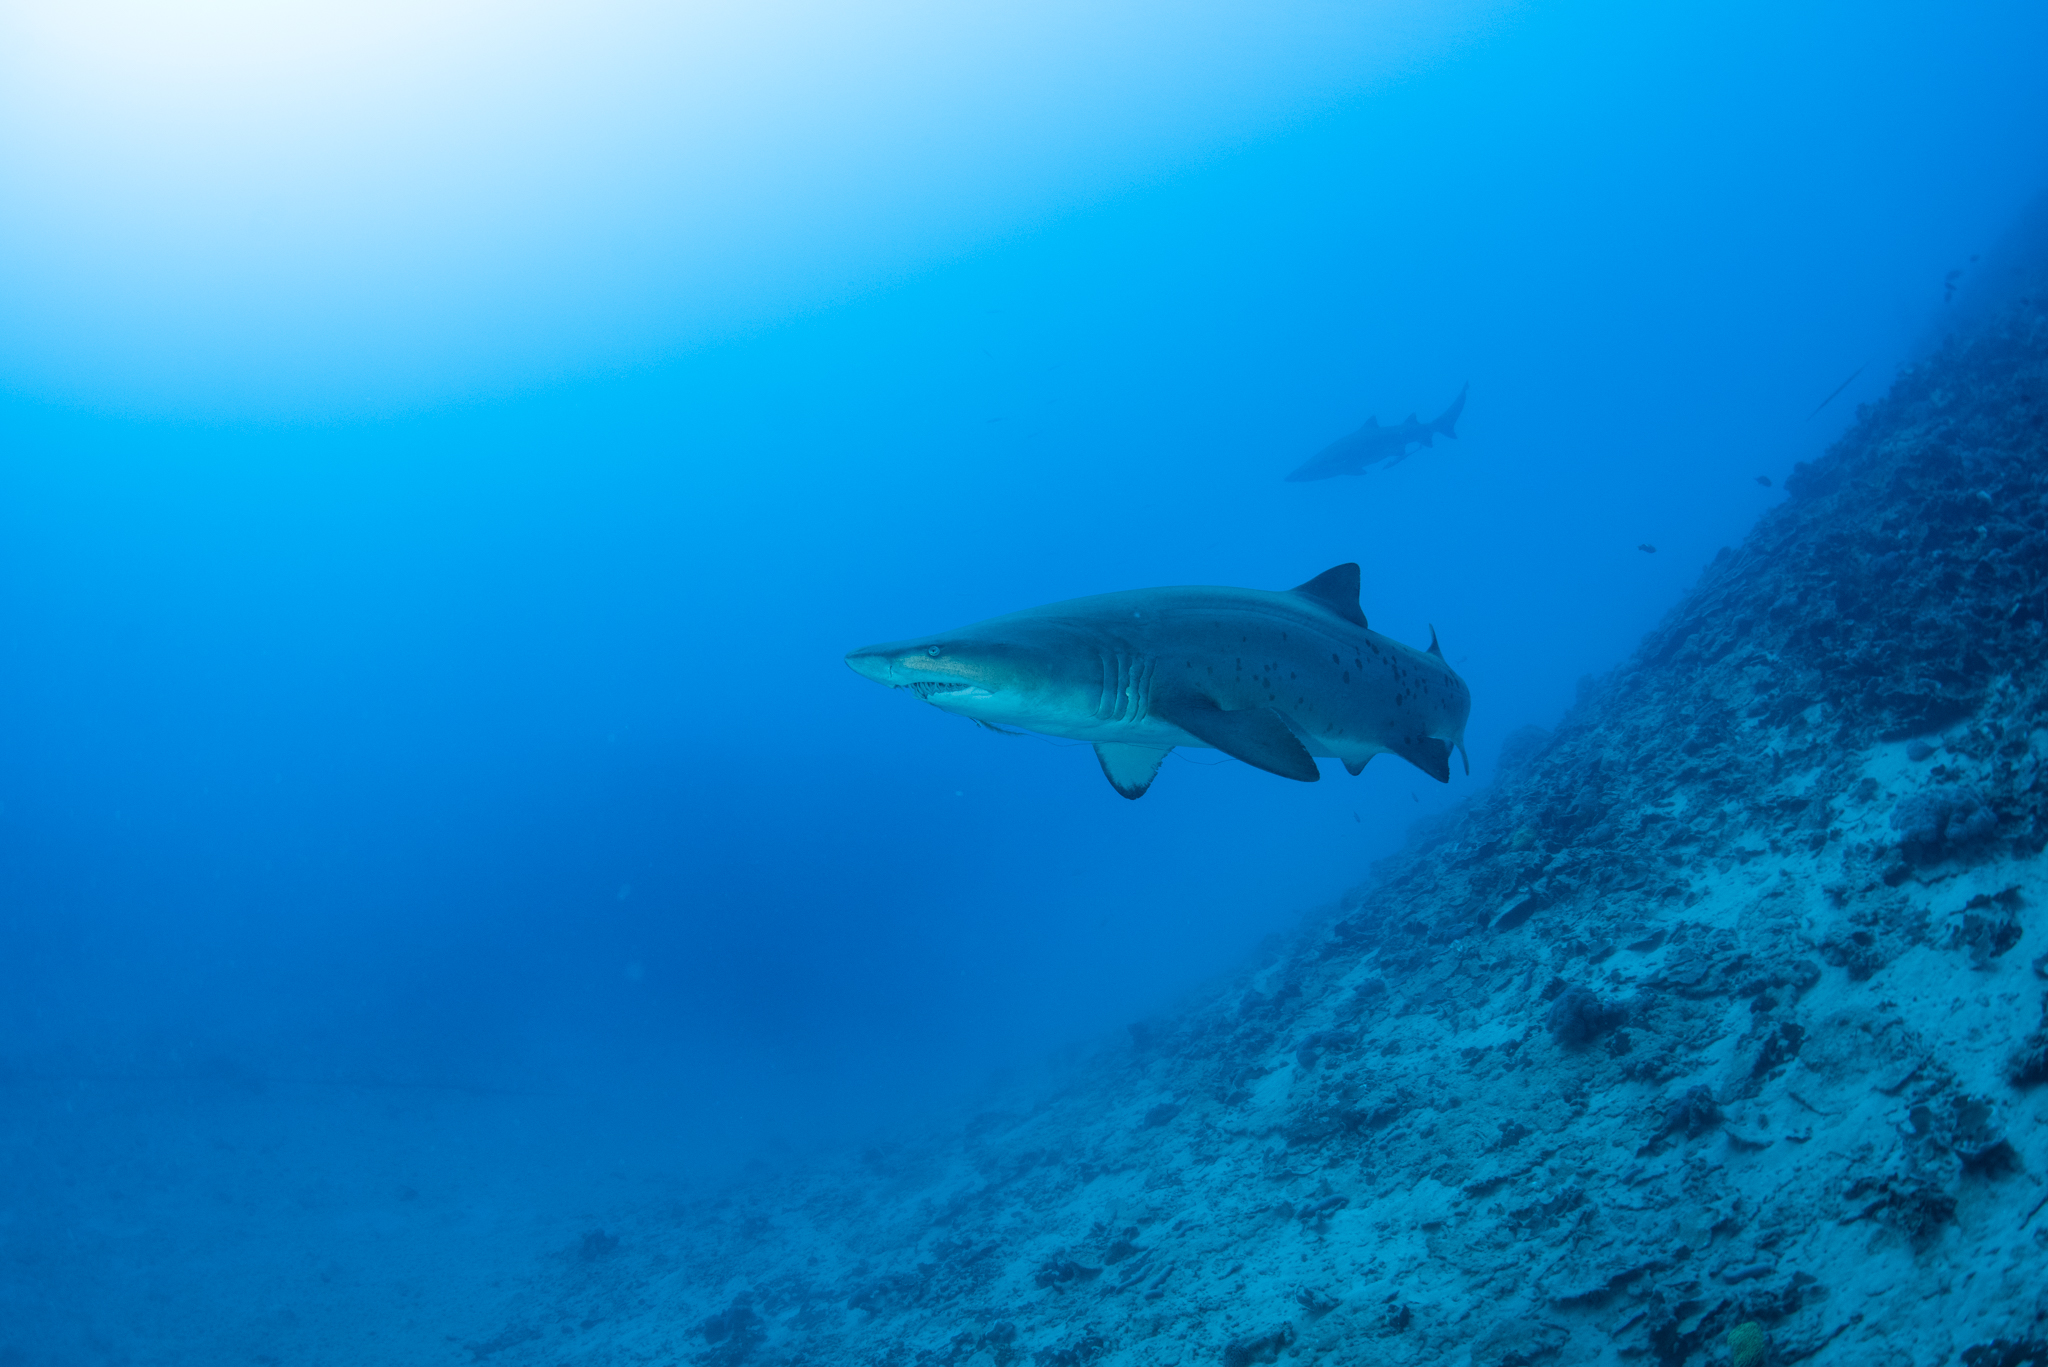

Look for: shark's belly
[1026,714,1200,749]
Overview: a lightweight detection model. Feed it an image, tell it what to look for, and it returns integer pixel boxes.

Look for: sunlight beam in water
[0,0,1502,417]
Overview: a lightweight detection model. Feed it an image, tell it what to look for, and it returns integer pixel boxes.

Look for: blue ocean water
[2,0,2045,1359]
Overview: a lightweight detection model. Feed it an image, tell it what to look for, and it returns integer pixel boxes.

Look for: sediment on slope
[469,299,2048,1367]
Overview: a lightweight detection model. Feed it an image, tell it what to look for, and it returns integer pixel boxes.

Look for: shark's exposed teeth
[906,682,971,700]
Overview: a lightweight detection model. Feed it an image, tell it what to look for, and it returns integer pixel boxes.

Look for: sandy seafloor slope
[431,297,2048,1365]
[10,301,2048,1367]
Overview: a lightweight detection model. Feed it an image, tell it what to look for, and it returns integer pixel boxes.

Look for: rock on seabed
[468,305,2048,1365]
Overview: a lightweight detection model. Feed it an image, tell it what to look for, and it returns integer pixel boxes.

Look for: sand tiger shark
[1286,385,1467,481]
[844,564,1470,799]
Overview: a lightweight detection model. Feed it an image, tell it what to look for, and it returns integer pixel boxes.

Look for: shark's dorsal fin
[1289,563,1368,630]
[1095,743,1171,800]
[1427,625,1444,659]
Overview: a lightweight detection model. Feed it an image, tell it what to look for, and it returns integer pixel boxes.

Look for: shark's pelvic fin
[1342,755,1371,776]
[1154,697,1319,783]
[1427,625,1444,659]
[1289,563,1368,630]
[1388,733,1452,783]
[1456,742,1470,776]
[1094,743,1171,800]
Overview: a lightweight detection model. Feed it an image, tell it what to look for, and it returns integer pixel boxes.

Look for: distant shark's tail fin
[1432,384,1468,440]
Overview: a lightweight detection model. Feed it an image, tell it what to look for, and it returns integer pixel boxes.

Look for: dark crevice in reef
[467,299,2048,1365]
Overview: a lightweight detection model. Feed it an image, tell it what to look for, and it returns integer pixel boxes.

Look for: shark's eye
[926,646,942,657]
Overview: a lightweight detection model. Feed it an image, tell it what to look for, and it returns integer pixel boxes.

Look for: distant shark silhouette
[845,564,1470,799]
[1286,385,1467,481]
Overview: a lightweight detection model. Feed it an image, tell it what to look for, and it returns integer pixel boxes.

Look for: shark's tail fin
[1427,625,1469,776]
[1432,384,1468,440]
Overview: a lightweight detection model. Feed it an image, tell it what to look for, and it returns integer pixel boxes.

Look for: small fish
[1638,543,1658,554]
[1755,475,1772,487]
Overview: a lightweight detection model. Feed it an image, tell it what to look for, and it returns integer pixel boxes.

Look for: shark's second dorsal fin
[1290,563,1368,630]
[1427,625,1444,659]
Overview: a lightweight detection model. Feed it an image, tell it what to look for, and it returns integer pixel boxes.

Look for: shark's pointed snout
[845,645,901,685]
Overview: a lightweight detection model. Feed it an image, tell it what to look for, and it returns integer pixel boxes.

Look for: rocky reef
[466,297,2048,1365]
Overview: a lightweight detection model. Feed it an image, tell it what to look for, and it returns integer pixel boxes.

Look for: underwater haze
[3,0,2047,1360]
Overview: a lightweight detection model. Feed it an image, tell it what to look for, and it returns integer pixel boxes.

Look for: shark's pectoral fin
[1095,743,1172,800]
[1154,698,1319,783]
[1388,733,1452,783]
